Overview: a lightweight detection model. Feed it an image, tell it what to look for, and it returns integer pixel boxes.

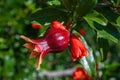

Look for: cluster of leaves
[0,0,120,80]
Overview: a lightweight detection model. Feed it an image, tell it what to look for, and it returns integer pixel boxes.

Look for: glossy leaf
[80,57,91,75]
[30,7,68,24]
[97,30,118,43]
[96,22,119,43]
[84,11,108,26]
[79,36,96,76]
[84,17,119,43]
[84,17,96,29]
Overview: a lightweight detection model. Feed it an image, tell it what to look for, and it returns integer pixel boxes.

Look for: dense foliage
[0,0,120,80]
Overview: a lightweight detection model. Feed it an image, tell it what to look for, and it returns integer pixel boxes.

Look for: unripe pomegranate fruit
[21,21,70,70]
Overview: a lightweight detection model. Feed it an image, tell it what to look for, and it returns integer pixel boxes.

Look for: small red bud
[32,23,43,29]
[79,29,85,36]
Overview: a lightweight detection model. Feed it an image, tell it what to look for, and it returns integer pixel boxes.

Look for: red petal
[72,67,91,80]
[36,54,42,70]
[29,51,39,59]
[20,35,42,44]
[23,43,35,51]
[36,50,49,70]
[36,50,50,70]
[70,34,89,61]
[20,35,34,43]
[83,51,89,56]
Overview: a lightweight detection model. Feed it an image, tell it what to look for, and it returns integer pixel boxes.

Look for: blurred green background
[0,0,120,80]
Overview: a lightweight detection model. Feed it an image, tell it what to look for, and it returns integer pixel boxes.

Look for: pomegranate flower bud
[70,34,89,61]
[21,21,70,70]
[79,29,85,36]
[72,67,91,80]
[32,23,43,29]
[51,21,66,30]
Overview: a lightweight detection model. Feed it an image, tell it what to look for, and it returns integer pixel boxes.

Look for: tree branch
[42,68,75,78]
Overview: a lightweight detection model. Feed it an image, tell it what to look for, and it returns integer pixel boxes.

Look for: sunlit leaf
[84,17,96,29]
[47,0,61,6]
[97,30,118,43]
[80,57,91,75]
[84,18,119,43]
[116,16,120,26]
[84,11,108,26]
[79,36,96,76]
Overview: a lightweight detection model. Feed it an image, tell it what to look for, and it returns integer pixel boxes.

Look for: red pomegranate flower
[72,67,91,80]
[70,34,89,61]
[20,21,70,70]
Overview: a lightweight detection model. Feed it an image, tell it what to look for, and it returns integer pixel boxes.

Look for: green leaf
[61,0,73,11]
[97,30,118,43]
[86,48,96,75]
[84,11,108,26]
[116,16,120,26]
[30,7,68,24]
[76,0,98,17]
[84,17,96,29]
[47,0,61,6]
[84,17,119,43]
[80,57,91,75]
[98,38,109,61]
[79,36,96,76]
[96,7,120,23]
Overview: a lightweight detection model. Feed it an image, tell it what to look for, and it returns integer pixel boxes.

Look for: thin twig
[42,68,75,78]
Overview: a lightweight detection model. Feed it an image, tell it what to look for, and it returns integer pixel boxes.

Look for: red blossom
[79,29,85,36]
[72,67,91,80]
[70,34,89,61]
[21,21,70,70]
[32,23,43,29]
